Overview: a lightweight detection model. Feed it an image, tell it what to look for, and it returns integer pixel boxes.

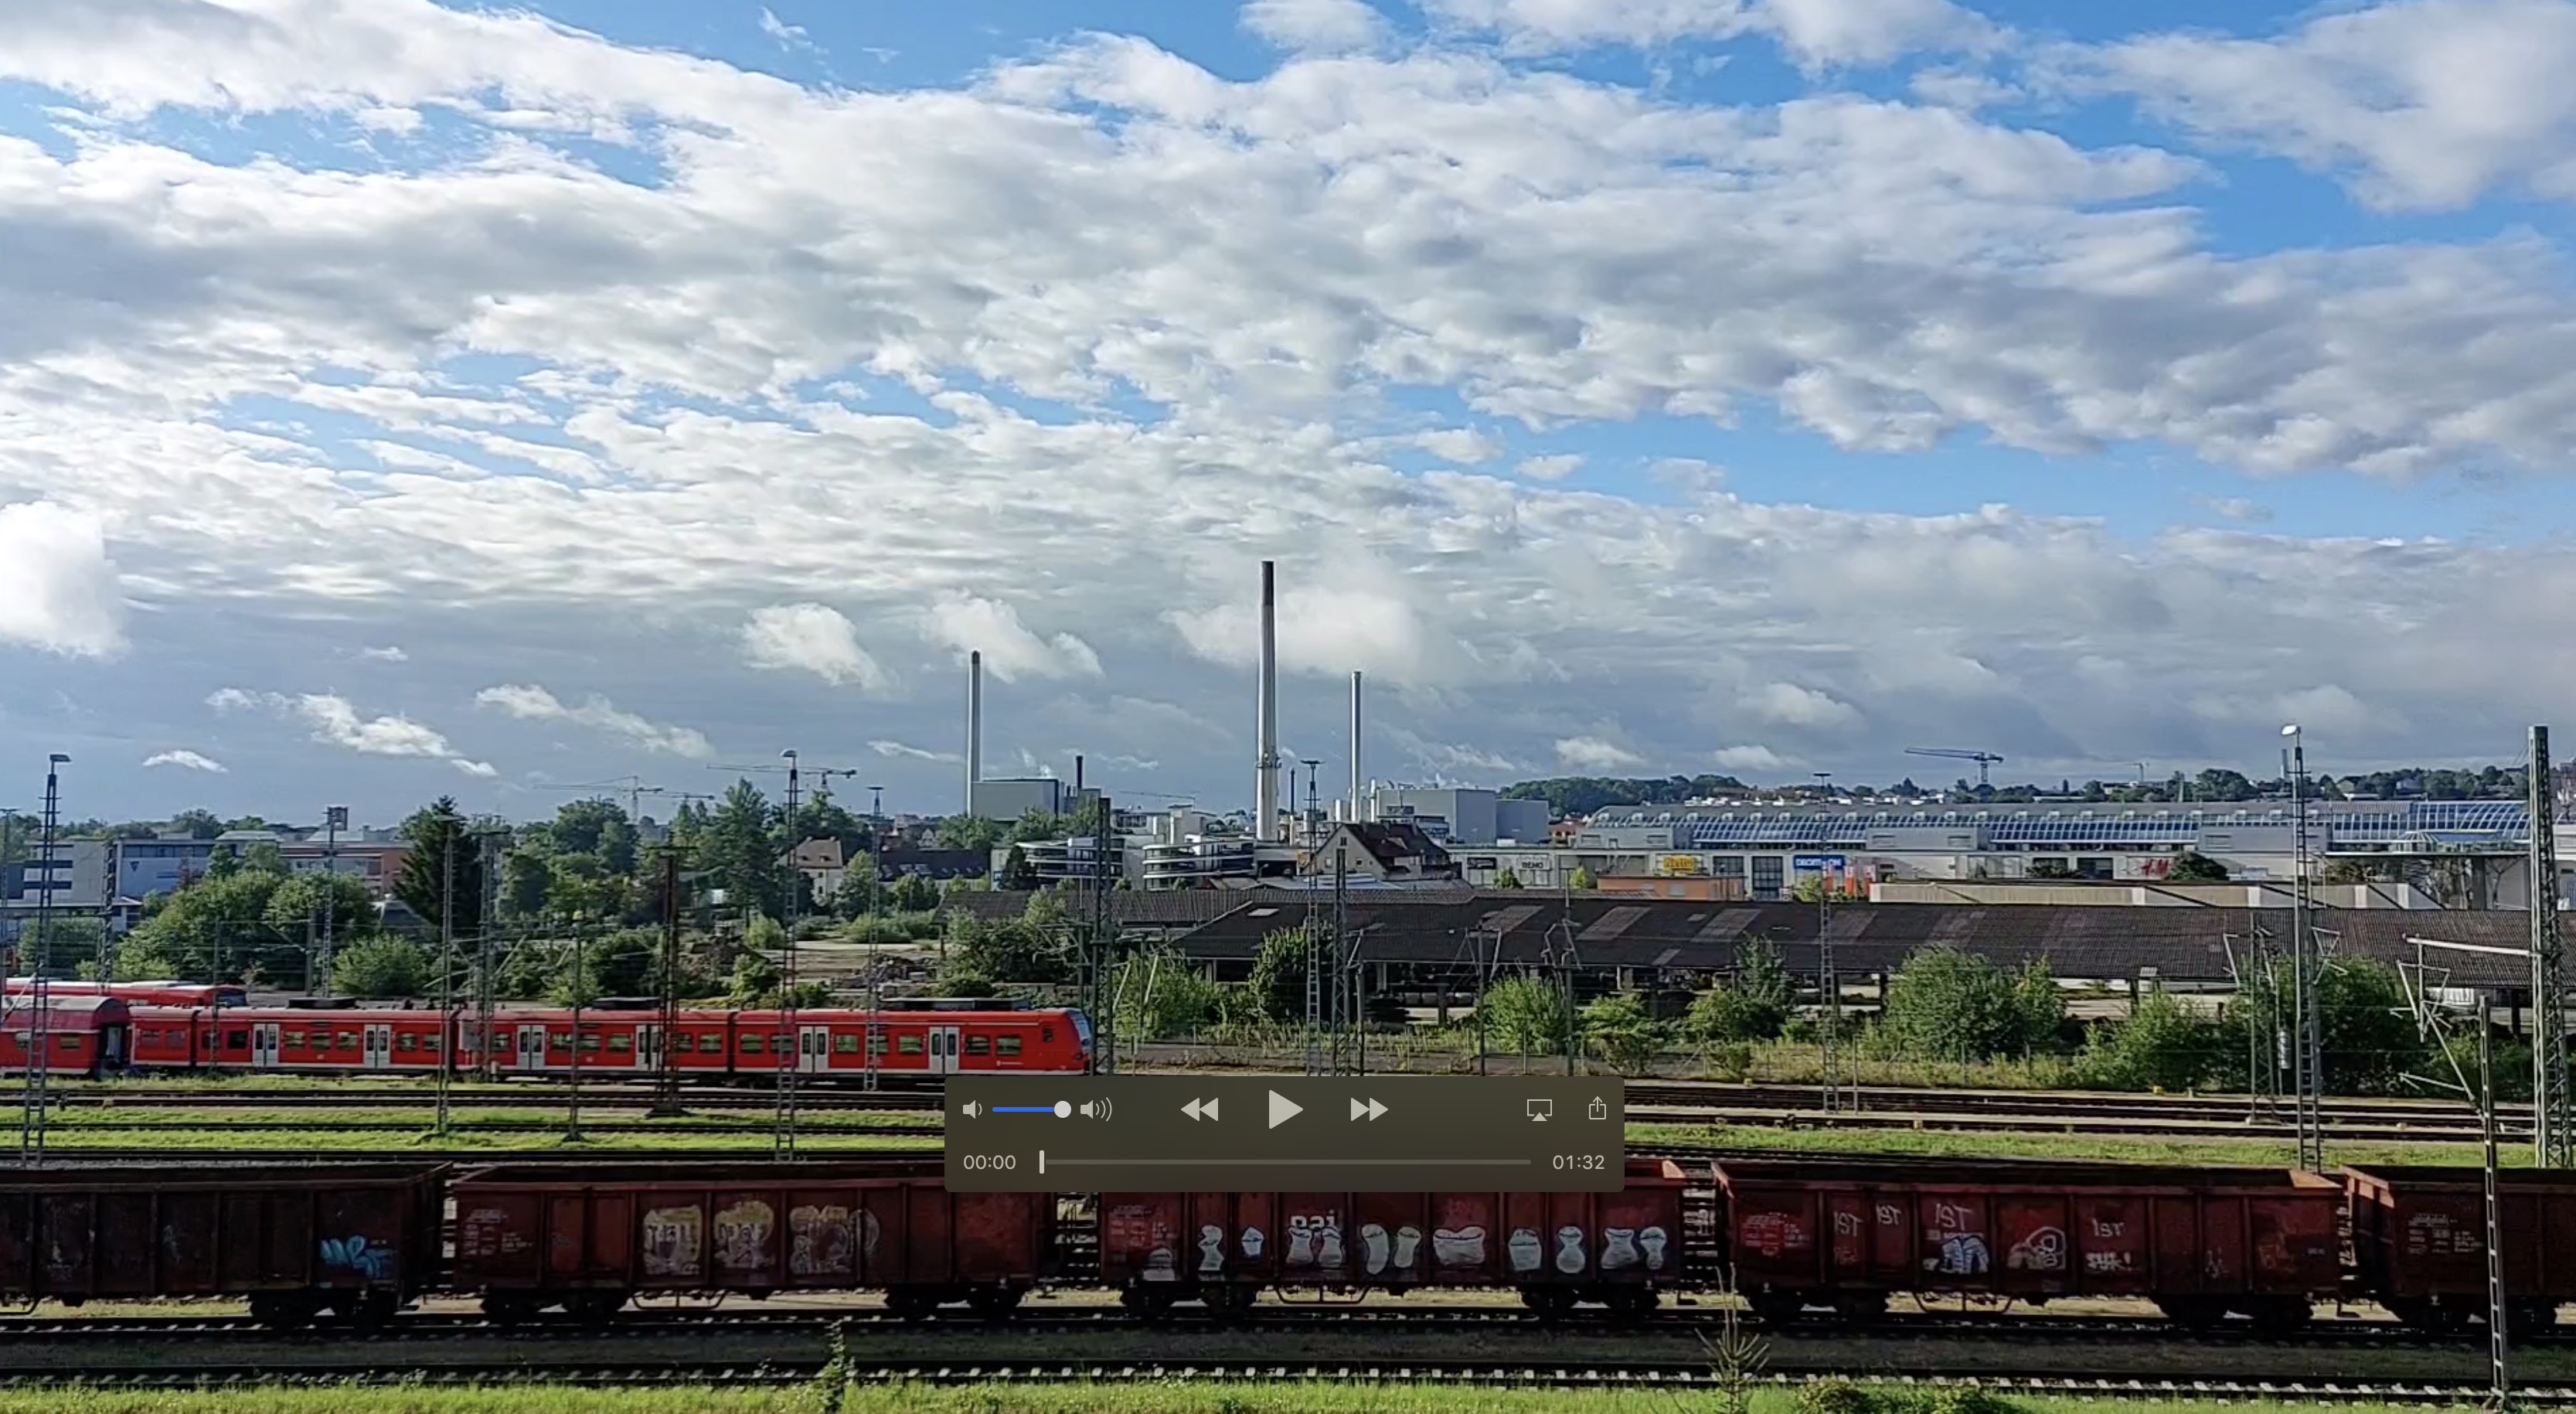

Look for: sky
[4,0,2576,826]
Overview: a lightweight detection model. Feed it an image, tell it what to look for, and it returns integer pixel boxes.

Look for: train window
[965,1035,990,1055]
[422,1034,442,1054]
[284,1030,308,1048]
[740,1034,764,1054]
[672,1033,695,1053]
[225,1031,247,1048]
[833,1034,859,1054]
[607,1034,631,1053]
[996,1036,1022,1056]
[550,1031,572,1048]
[1041,1026,1053,1043]
[336,1031,359,1049]
[397,1034,418,1051]
[137,1028,158,1046]
[580,1034,602,1052]
[897,1034,923,1055]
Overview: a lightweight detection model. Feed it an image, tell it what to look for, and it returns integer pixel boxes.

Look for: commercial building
[1359,786,1548,847]
[968,777,1099,823]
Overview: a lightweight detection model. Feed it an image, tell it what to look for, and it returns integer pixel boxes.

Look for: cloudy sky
[4,0,2575,825]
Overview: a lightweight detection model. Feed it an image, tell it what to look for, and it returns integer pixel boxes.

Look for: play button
[1268,1089,1302,1129]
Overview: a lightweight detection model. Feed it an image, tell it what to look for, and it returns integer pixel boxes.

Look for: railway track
[9,1303,2574,1398]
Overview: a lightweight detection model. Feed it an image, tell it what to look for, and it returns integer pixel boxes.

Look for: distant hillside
[1499,774,1749,817]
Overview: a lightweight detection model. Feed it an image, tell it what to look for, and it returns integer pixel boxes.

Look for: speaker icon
[1078,1098,1114,1119]
[961,1101,982,1119]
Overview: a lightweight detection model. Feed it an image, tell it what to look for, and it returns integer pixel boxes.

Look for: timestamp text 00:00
[959,1154,1018,1171]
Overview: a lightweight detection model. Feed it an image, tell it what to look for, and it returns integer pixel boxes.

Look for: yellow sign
[1657,855,1704,877]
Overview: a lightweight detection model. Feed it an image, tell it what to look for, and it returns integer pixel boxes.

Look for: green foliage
[115,869,294,984]
[1477,973,1573,1051]
[945,907,1069,985]
[999,843,1040,891]
[934,965,998,998]
[1116,948,1228,1039]
[885,874,938,912]
[935,815,1001,851]
[2076,990,2221,1092]
[328,937,434,998]
[2231,956,2430,1095]
[1880,947,2063,1062]
[395,799,487,940]
[1687,942,1794,1044]
[1581,992,1666,1073]
[1567,865,1598,891]
[843,915,916,946]
[829,868,881,919]
[726,949,781,1005]
[745,913,788,955]
[1793,1378,2023,1414]
[1500,773,1747,817]
[262,871,381,947]
[2168,850,2230,882]
[1794,1378,1878,1414]
[1493,867,1523,889]
[697,780,783,923]
[1248,927,1312,1021]
[239,841,290,877]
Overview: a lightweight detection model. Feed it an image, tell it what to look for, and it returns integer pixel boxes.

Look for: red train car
[1096,1158,1692,1316]
[0,1161,445,1324]
[1716,1157,2342,1330]
[5,980,247,1008]
[2345,1164,2576,1333]
[126,1005,449,1073]
[466,1006,1091,1082]
[448,1159,1050,1320]
[0,995,129,1077]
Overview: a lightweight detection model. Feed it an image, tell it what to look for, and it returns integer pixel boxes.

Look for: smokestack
[1254,560,1281,843]
[965,650,983,815]
[1349,670,1363,824]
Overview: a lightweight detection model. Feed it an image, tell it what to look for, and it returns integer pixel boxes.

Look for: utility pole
[566,913,587,1143]
[2530,726,2570,1167]
[865,785,885,1093]
[475,829,507,1082]
[19,754,67,1164]
[318,806,345,993]
[2399,938,2513,1409]
[1814,773,1843,1115]
[778,749,801,1160]
[435,833,455,1139]
[649,847,686,1119]
[1091,788,1117,1075]
[2284,724,2325,1172]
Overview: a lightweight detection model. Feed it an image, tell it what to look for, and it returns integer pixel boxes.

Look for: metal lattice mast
[775,751,801,1160]
[2286,726,2326,1171]
[435,835,454,1138]
[19,754,67,1164]
[1091,789,1117,1075]
[1819,871,1843,1114]
[2399,936,2515,1407]
[2532,725,2571,1167]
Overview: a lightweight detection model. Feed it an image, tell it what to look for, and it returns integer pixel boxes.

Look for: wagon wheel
[1201,1283,1259,1322]
[2508,1300,2561,1338]
[481,1293,541,1325]
[2244,1298,2313,1335]
[886,1288,941,1320]
[1747,1292,1809,1326]
[2156,1296,2228,1332]
[1602,1287,1659,1320]
[247,1291,319,1329]
[966,1287,1024,1320]
[1519,1286,1576,1320]
[567,1290,628,1324]
[1830,1291,1885,1325]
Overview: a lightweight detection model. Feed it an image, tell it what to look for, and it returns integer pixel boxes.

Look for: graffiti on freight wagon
[320,1235,393,1282]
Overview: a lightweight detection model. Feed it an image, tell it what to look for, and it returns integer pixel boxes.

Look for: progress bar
[1039,1151,1530,1171]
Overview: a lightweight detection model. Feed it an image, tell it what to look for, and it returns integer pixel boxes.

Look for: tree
[2169,851,2230,882]
[240,841,290,877]
[262,871,382,951]
[329,938,434,998]
[115,869,294,983]
[888,874,940,913]
[168,809,226,840]
[2077,990,2220,1092]
[1478,974,1574,1052]
[1567,865,1598,891]
[830,868,882,919]
[546,798,639,876]
[999,844,1040,891]
[499,849,553,919]
[1686,941,1792,1043]
[396,799,487,940]
[1116,948,1227,1038]
[2232,956,2428,1095]
[1880,946,2061,1061]
[937,815,1001,851]
[1010,808,1070,844]
[1582,993,1666,1074]
[697,780,783,922]
[1495,868,1524,889]
[1248,927,1313,1021]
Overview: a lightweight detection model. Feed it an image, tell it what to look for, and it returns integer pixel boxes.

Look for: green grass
[0,1385,2489,1414]
[1634,1120,2507,1168]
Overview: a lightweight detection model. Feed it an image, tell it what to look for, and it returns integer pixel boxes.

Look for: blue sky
[1,0,2573,824]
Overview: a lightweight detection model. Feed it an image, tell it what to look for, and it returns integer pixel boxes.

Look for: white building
[1358,786,1549,847]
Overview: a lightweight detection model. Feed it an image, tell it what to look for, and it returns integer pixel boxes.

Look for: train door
[361,1023,393,1071]
[636,1024,661,1072]
[250,1021,281,1069]
[515,1024,547,1072]
[927,1024,962,1075]
[798,1024,832,1075]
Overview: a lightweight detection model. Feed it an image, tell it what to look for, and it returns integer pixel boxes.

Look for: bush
[1881,946,2061,1061]
[2076,990,2221,1092]
[1118,949,1227,1039]
[1795,1379,2021,1414]
[1477,973,1573,1051]
[2231,956,2431,1095]
[1581,992,1666,1074]
[329,937,434,998]
[1795,1378,1879,1414]
[1701,1040,1754,1081]
[1248,928,1313,1021]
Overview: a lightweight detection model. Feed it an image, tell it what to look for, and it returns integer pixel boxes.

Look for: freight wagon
[1716,1157,2343,1330]
[2346,1165,2576,1334]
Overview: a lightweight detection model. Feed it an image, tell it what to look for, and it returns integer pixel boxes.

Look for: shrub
[1882,946,2061,1061]
[1795,1377,1880,1414]
[328,937,434,998]
[1478,973,1573,1051]
[1581,992,1666,1074]
[2076,990,2220,1092]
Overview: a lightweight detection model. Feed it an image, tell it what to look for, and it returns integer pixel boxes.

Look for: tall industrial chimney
[1254,560,1281,843]
[1349,670,1364,825]
[965,649,983,816]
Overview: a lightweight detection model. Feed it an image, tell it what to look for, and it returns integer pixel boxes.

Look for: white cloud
[1243,0,1390,53]
[209,688,495,777]
[1711,744,1789,772]
[1556,735,1645,769]
[2081,0,2576,210]
[1169,559,1456,684]
[0,502,125,658]
[741,605,893,693]
[1515,453,1584,481]
[474,683,713,757]
[356,645,409,662]
[1425,0,1996,65]
[2196,495,2272,524]
[757,8,818,55]
[917,594,1102,682]
[1743,681,1864,729]
[142,749,227,773]
[869,738,961,762]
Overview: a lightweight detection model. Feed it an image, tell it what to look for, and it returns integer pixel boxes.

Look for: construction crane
[1905,747,2005,789]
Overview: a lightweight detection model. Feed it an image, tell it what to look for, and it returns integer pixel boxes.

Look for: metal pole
[2531,725,2568,1167]
[567,918,585,1143]
[20,754,67,1164]
[777,750,801,1160]
[2481,1006,2510,1407]
[319,806,344,993]
[436,832,454,1138]
[2286,726,2325,1170]
[866,787,883,1093]
[650,848,683,1118]
[478,833,501,1082]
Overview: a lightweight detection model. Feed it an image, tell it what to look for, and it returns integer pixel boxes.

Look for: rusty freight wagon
[1095,1157,1693,1315]
[2345,1164,2576,1333]
[0,1162,446,1324]
[1715,1157,2342,1330]
[448,1160,1053,1320]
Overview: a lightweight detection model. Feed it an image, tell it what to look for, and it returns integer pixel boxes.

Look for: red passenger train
[104,1003,1091,1082]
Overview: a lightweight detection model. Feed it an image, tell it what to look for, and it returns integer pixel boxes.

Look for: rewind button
[1182,1096,1221,1122]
